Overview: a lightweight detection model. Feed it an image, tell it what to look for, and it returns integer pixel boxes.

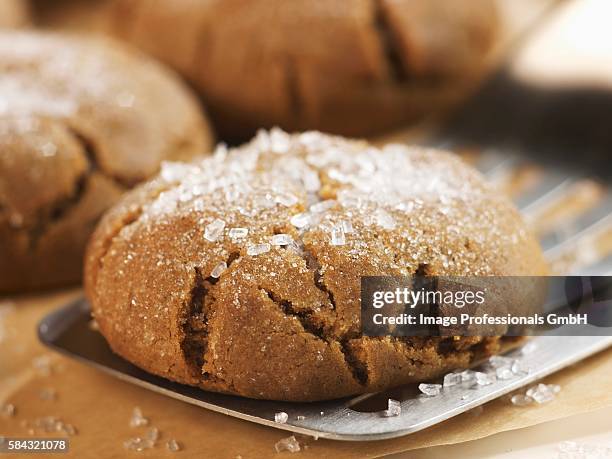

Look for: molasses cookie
[45,0,499,140]
[86,130,547,401]
[0,32,213,292]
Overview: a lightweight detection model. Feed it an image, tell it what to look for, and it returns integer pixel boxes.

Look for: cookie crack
[278,178,376,385]
[284,57,304,121]
[372,0,408,83]
[181,252,240,381]
[262,287,368,386]
[290,234,339,312]
[25,156,91,250]
[340,340,369,385]
[262,288,326,340]
[306,245,339,313]
[24,127,135,251]
[69,129,137,189]
[181,267,208,372]
[315,269,337,310]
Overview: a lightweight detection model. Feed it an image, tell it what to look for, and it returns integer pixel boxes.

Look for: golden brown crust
[42,0,499,139]
[86,130,547,401]
[0,32,214,292]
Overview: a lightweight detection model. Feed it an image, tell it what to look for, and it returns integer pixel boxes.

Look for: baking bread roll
[86,130,547,402]
[37,0,499,140]
[0,32,213,292]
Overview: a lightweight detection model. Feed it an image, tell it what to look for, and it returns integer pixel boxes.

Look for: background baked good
[31,0,499,141]
[0,32,213,292]
[0,0,30,28]
[86,129,547,402]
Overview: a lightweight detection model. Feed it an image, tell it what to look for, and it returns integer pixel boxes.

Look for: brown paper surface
[1,290,611,458]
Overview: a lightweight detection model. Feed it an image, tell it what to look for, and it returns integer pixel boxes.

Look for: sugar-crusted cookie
[86,130,547,401]
[47,0,499,139]
[0,32,213,292]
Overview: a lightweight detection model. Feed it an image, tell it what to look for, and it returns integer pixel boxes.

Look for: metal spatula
[36,297,612,441]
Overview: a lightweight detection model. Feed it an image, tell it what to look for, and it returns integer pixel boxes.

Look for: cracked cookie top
[86,0,499,139]
[0,31,212,184]
[0,31,213,292]
[86,129,547,401]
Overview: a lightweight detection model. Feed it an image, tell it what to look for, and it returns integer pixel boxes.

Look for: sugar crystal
[474,372,495,386]
[382,399,401,417]
[496,367,514,380]
[31,416,76,436]
[275,193,298,207]
[521,341,537,355]
[290,213,310,229]
[124,437,151,452]
[129,407,149,427]
[549,384,561,394]
[62,424,77,436]
[526,383,559,404]
[274,412,288,424]
[510,394,533,406]
[229,227,249,239]
[166,439,181,452]
[341,220,354,234]
[269,127,291,153]
[330,225,346,246]
[310,200,336,213]
[488,355,513,368]
[459,370,476,383]
[247,243,271,256]
[210,261,227,278]
[511,360,529,375]
[160,162,189,182]
[271,234,293,246]
[204,219,225,242]
[274,435,301,453]
[375,209,396,230]
[214,143,228,158]
[443,372,462,387]
[303,170,321,192]
[418,383,442,397]
[255,194,275,209]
